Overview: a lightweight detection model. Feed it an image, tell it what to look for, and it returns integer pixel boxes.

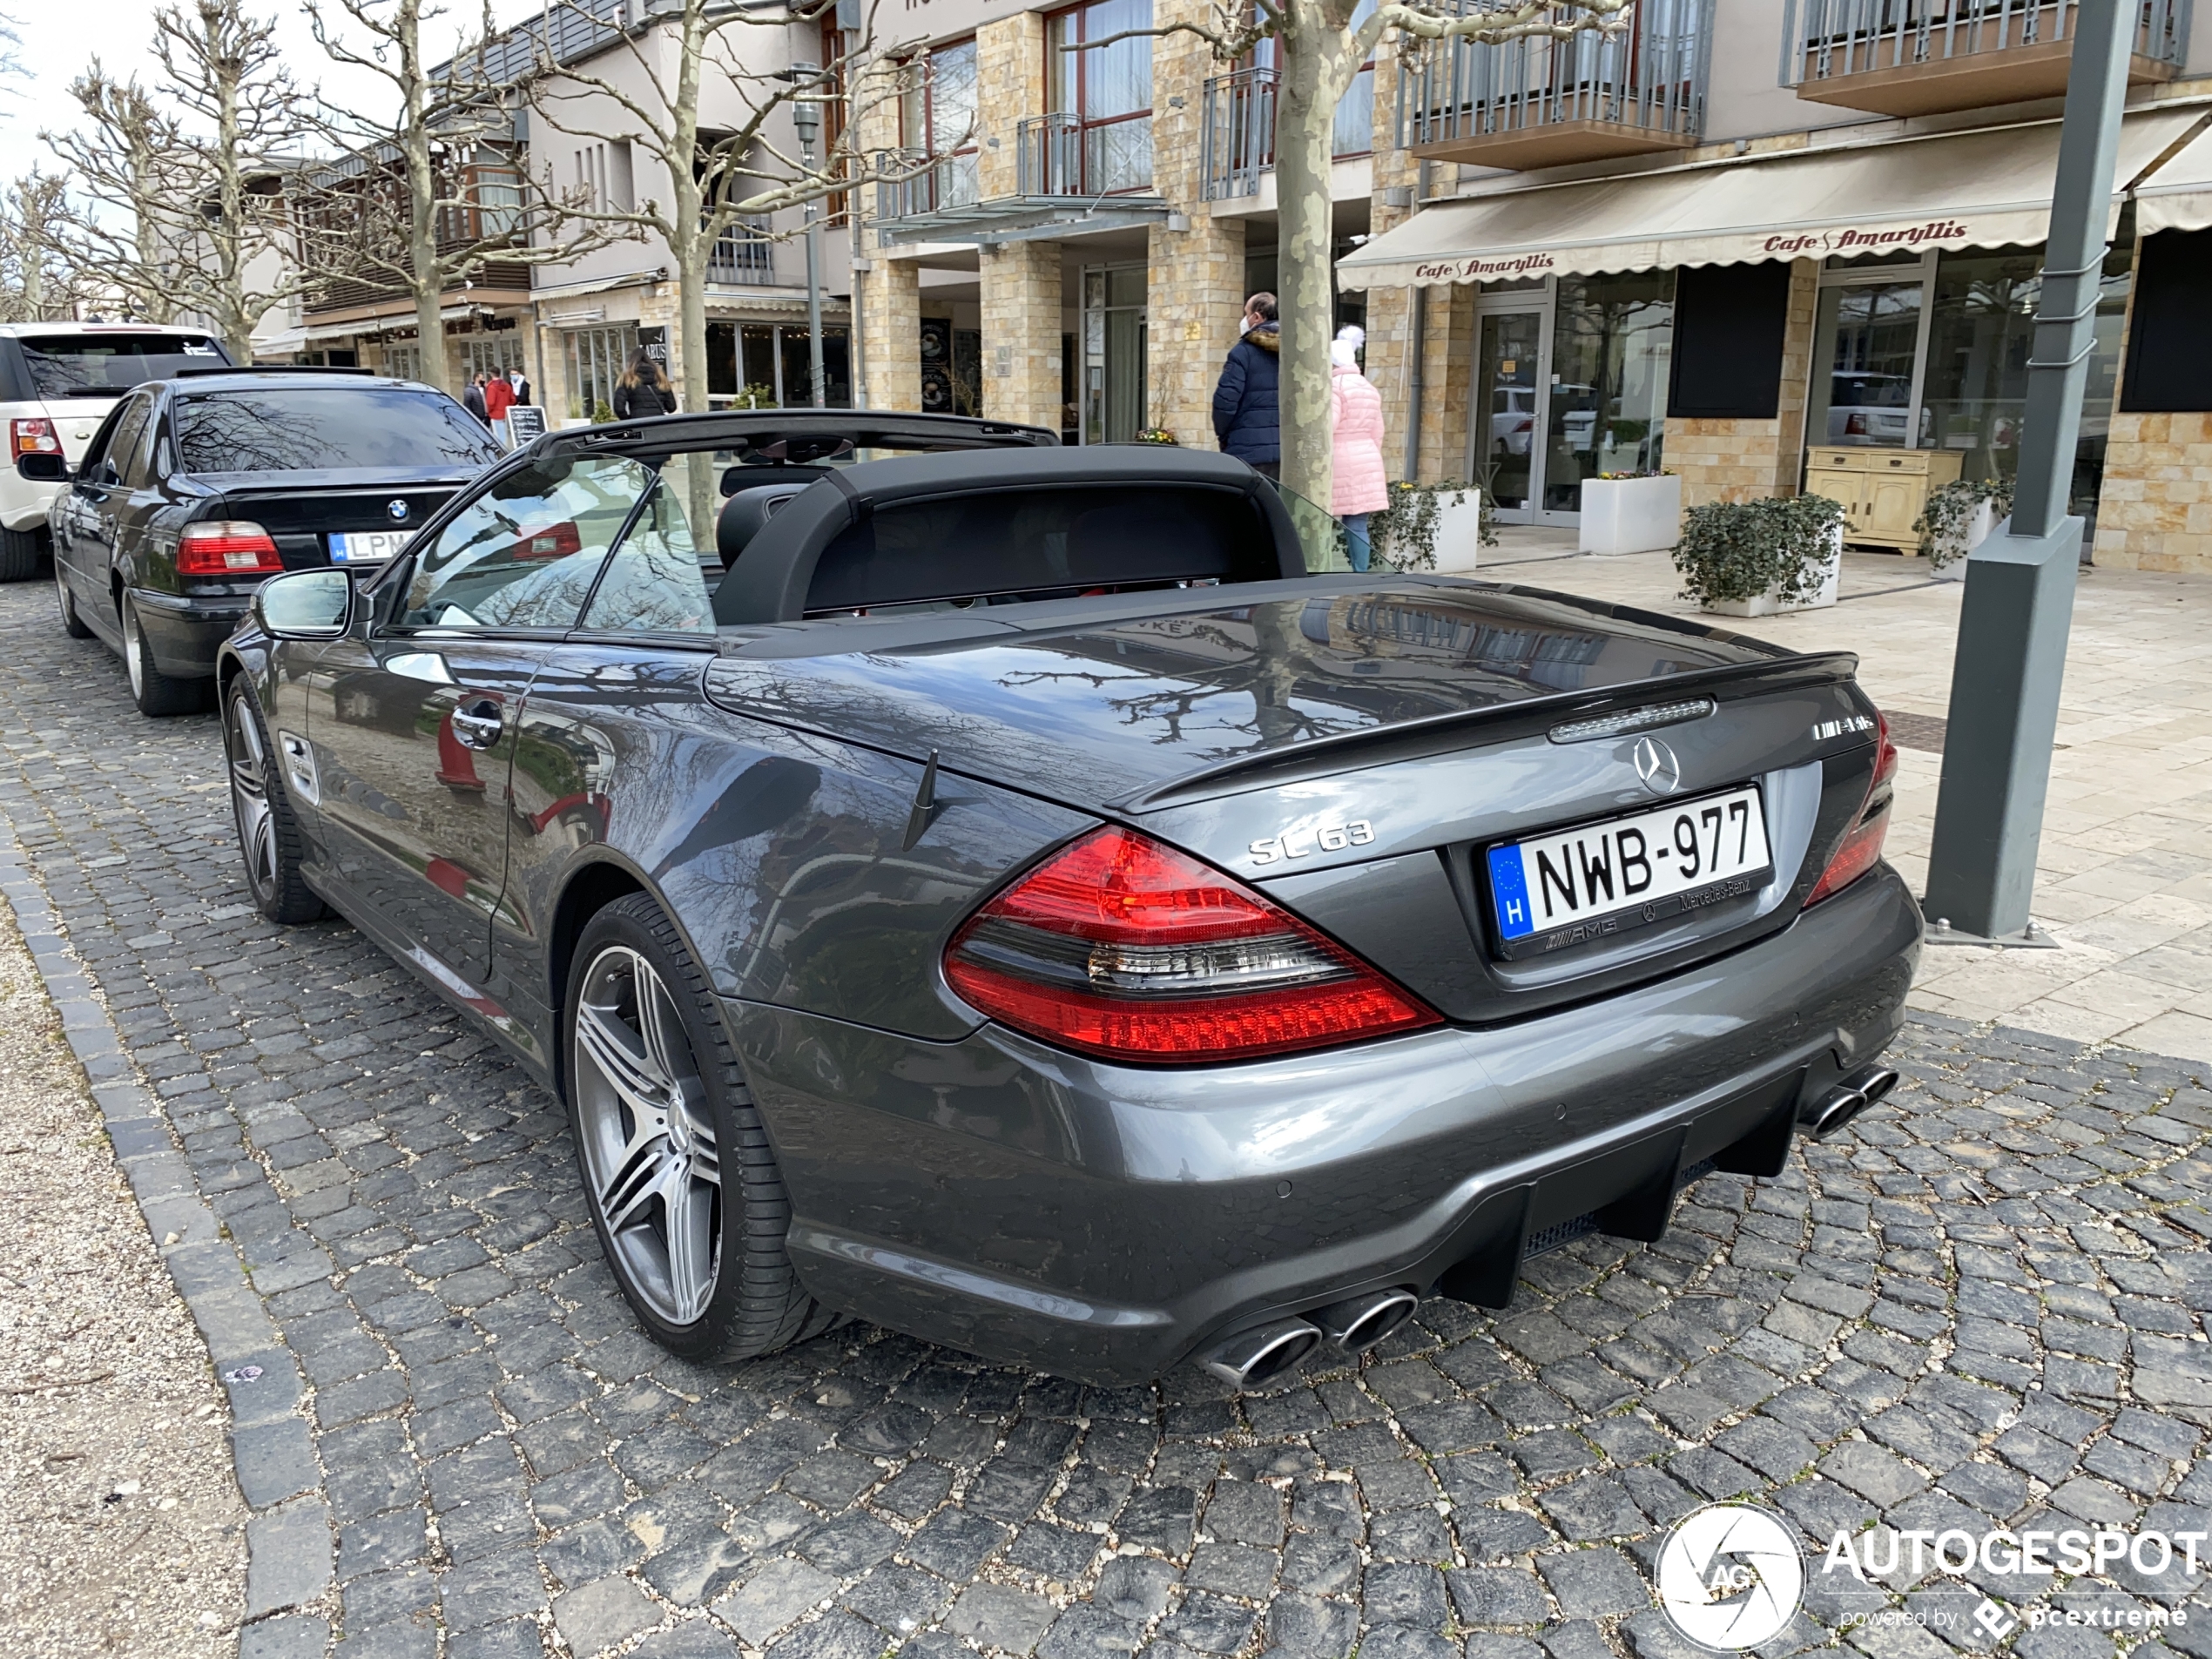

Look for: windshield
[22,334,228,398]
[176,388,501,474]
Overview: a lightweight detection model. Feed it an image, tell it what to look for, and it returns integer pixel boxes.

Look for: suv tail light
[1806,711,1898,907]
[11,418,59,456]
[945,826,1440,1064]
[177,521,285,575]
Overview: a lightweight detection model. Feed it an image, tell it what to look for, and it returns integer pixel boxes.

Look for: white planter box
[1579,474,1681,556]
[1429,489,1484,575]
[1704,527,1843,617]
[1929,499,1997,581]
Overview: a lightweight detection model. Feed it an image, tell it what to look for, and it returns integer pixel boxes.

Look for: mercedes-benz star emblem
[1633,735,1683,796]
[387,499,409,522]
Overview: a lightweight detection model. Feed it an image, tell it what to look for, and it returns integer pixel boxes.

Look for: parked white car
[0,323,233,578]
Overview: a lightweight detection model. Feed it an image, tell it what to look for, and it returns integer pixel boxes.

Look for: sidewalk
[1480,529,2212,1058]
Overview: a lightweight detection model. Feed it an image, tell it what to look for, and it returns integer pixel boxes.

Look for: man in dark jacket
[1212,293,1281,476]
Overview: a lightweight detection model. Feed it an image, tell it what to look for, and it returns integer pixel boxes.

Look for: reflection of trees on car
[174,389,495,473]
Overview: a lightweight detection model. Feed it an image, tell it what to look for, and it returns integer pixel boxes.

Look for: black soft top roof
[541,408,1058,460]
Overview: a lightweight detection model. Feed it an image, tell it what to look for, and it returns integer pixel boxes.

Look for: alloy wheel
[226,692,278,901]
[54,563,73,630]
[572,945,721,1325]
[123,599,145,700]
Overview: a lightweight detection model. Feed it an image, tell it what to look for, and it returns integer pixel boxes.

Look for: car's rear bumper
[129,590,247,678]
[728,863,1922,1384]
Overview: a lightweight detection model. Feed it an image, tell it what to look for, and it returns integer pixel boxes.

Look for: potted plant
[1579,469,1681,556]
[1134,426,1180,445]
[1914,476,2012,580]
[1671,494,1847,617]
[1372,480,1490,574]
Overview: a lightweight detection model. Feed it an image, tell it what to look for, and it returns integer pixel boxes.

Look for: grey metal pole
[1920,0,2131,941]
[792,74,828,408]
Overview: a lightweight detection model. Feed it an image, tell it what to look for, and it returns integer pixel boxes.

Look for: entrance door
[1080,263,1148,444]
[1470,309,1547,523]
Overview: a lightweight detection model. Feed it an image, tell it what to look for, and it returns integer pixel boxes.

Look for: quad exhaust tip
[1312,1287,1420,1353]
[1806,1066,1900,1140]
[1201,1318,1321,1390]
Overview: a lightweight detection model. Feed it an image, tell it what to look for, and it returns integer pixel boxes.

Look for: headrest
[717,482,808,567]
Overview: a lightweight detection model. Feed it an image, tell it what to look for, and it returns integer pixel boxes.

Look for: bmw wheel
[55,562,91,638]
[565,894,832,1361]
[224,681,325,924]
[122,592,205,717]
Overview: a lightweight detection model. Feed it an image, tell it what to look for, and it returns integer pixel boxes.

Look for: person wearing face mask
[1329,325,1386,572]
[1211,292,1281,478]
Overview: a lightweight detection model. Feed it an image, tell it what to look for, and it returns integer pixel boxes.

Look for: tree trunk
[1272,1,1356,511]
[400,0,451,393]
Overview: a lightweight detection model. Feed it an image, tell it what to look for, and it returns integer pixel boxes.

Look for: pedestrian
[483,366,516,448]
[1211,292,1280,478]
[461,371,489,428]
[1330,325,1387,572]
[611,351,678,421]
[509,365,532,406]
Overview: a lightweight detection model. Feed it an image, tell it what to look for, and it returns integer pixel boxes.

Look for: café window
[706,320,852,408]
[565,323,639,422]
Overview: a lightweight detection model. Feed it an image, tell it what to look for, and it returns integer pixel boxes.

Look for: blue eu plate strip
[1487,843,1534,941]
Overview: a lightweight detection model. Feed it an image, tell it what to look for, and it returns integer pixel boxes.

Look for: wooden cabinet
[1800,447,1963,551]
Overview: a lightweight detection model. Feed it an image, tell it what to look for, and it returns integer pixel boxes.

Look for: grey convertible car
[219,410,1919,1387]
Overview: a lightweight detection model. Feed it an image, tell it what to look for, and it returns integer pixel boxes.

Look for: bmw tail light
[11,418,59,456]
[945,826,1440,1064]
[1806,711,1898,907]
[178,520,285,575]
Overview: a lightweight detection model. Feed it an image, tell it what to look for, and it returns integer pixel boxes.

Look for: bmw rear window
[22,334,228,397]
[176,388,501,473]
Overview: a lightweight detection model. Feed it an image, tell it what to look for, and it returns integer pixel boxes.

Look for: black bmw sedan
[35,367,498,715]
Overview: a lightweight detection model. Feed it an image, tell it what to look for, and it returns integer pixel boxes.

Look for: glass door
[1081,263,1148,445]
[1470,309,1546,522]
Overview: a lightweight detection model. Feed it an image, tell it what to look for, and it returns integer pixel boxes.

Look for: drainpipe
[1401,160,1430,482]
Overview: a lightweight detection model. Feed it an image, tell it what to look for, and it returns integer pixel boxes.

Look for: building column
[980,239,1062,431]
[861,256,921,413]
[1147,217,1244,447]
[1413,283,1475,486]
[976,13,1047,198]
[1668,257,1819,508]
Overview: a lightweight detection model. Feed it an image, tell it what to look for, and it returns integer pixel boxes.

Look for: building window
[381,343,423,382]
[1544,271,1674,511]
[1049,0,1153,194]
[466,337,525,380]
[705,320,851,408]
[903,39,980,209]
[565,323,639,421]
[1249,0,1376,158]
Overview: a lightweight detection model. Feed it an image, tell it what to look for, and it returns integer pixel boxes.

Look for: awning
[1339,104,2210,290]
[2134,123,2212,234]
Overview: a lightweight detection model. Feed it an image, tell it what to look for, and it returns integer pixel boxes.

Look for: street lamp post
[790,70,828,410]
[1921,0,2134,942]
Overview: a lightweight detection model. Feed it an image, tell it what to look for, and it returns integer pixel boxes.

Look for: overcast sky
[0,0,540,181]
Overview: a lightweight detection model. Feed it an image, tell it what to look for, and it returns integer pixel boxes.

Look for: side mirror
[253,569,353,638]
[16,453,71,483]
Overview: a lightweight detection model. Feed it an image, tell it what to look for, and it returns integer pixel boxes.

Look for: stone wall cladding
[977,13,1046,200]
[860,259,922,415]
[2095,413,2212,573]
[980,239,1064,431]
[1663,259,1818,509]
[1145,0,1246,446]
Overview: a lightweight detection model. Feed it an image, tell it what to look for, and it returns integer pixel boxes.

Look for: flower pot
[1929,499,1996,582]
[1703,526,1843,617]
[1579,475,1680,556]
[1430,490,1483,575]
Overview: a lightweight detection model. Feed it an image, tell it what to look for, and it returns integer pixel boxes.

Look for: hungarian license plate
[1487,785,1771,959]
[330,529,410,563]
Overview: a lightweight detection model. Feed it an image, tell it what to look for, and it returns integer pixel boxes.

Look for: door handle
[449,698,505,750]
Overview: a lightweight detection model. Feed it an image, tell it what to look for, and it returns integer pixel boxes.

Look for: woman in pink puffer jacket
[1330,326,1389,570]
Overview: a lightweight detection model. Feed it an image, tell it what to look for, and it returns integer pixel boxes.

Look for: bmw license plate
[1486,785,1771,960]
[330,529,411,563]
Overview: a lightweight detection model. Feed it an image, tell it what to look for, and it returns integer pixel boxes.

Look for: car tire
[223,679,327,926]
[55,562,92,638]
[564,892,834,1363]
[122,592,208,717]
[0,524,43,582]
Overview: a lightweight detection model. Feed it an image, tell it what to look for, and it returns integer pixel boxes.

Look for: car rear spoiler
[1111,650,1864,813]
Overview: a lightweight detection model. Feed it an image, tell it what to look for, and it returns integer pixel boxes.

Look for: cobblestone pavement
[4,582,2212,1659]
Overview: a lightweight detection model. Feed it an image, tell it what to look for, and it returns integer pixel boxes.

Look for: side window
[399,455,652,631]
[93,396,153,487]
[122,406,165,488]
[579,459,712,635]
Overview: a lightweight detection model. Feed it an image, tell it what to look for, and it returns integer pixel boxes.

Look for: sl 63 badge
[1250,819,1375,865]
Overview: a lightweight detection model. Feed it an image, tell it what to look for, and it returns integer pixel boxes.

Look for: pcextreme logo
[1655,1503,1804,1651]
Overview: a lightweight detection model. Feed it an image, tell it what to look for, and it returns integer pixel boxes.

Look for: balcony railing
[1403,0,1712,171]
[1199,65,1380,201]
[1784,0,2189,116]
[1018,111,1153,198]
[707,217,775,284]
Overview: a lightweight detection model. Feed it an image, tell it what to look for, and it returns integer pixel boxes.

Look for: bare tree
[520,0,899,421]
[0,8,24,82]
[1070,0,1624,507]
[46,69,195,324]
[306,0,620,393]
[0,174,82,321]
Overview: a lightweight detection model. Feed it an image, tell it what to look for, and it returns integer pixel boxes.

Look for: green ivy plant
[1369,480,1494,571]
[1671,494,1847,608]
[1913,476,2013,567]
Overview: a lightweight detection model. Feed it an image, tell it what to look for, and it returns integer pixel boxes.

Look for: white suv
[2,322,233,578]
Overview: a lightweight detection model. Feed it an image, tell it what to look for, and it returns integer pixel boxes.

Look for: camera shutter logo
[1656,1503,1804,1650]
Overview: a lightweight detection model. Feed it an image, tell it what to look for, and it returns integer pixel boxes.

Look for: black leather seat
[717,482,810,568]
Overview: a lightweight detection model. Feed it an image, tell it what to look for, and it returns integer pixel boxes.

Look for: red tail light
[177,520,284,575]
[945,826,1440,1064]
[516,520,583,560]
[1806,711,1898,907]
[11,418,59,456]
